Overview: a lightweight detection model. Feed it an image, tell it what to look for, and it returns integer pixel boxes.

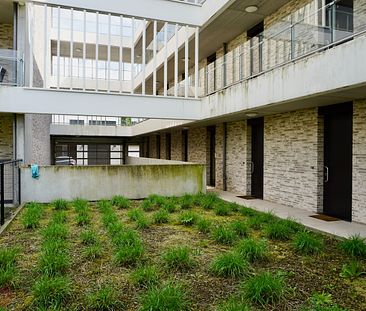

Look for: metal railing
[0,159,22,226]
[203,0,365,96]
[0,49,24,87]
[164,0,206,6]
[52,115,147,126]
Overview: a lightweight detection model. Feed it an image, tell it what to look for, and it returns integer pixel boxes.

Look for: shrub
[130,266,160,289]
[32,276,71,308]
[111,195,131,209]
[153,209,170,224]
[229,220,249,237]
[247,211,277,230]
[235,238,268,262]
[196,218,212,233]
[84,244,103,260]
[52,199,68,210]
[115,243,144,266]
[340,261,366,279]
[80,230,98,245]
[179,194,194,209]
[72,198,88,212]
[211,225,237,245]
[339,235,366,258]
[216,297,251,311]
[162,246,195,271]
[86,285,122,310]
[140,281,190,311]
[265,220,294,241]
[179,211,198,226]
[211,252,249,278]
[293,230,324,255]
[21,202,44,229]
[214,202,231,216]
[75,212,91,226]
[242,271,286,305]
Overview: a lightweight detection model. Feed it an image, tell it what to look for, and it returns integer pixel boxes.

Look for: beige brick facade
[0,114,14,201]
[263,108,322,213]
[215,124,224,190]
[171,130,182,161]
[0,24,13,49]
[188,127,206,164]
[353,100,366,222]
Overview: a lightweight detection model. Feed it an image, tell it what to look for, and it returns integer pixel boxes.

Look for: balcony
[0,49,23,87]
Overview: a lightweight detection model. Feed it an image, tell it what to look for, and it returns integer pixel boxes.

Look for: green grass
[32,276,71,308]
[210,252,250,278]
[21,202,44,229]
[114,242,144,266]
[340,261,366,279]
[97,199,113,212]
[211,225,237,245]
[179,211,199,226]
[238,206,259,218]
[141,194,167,211]
[52,199,68,210]
[153,209,170,224]
[0,248,18,269]
[80,230,98,245]
[130,266,160,289]
[72,198,88,212]
[39,250,70,276]
[51,211,67,224]
[235,238,268,262]
[112,229,140,247]
[75,211,91,226]
[83,244,103,260]
[0,266,16,288]
[179,194,195,209]
[111,195,131,209]
[42,223,68,241]
[140,281,190,311]
[86,285,122,310]
[216,297,251,311]
[162,246,195,271]
[195,192,219,210]
[196,218,212,233]
[247,211,277,230]
[265,220,296,241]
[128,208,145,221]
[161,199,179,213]
[293,230,324,255]
[214,202,231,216]
[242,271,286,305]
[229,220,249,237]
[339,235,366,258]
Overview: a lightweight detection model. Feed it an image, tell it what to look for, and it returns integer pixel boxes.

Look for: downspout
[223,122,227,191]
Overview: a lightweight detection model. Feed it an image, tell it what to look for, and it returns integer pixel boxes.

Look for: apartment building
[1,0,366,224]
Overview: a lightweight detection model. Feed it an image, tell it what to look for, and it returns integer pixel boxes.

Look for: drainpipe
[223,122,227,191]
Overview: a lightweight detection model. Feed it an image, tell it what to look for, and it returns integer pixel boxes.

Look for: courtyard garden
[0,193,365,310]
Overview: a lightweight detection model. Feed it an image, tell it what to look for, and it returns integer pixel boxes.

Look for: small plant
[76,212,91,226]
[136,215,150,230]
[0,266,16,288]
[179,194,194,209]
[73,198,88,212]
[140,281,190,311]
[97,200,113,212]
[211,225,237,245]
[235,238,268,262]
[228,202,241,213]
[214,202,231,216]
[111,195,131,209]
[128,208,144,221]
[114,243,144,266]
[238,206,259,218]
[211,252,249,278]
[197,192,218,210]
[229,220,249,237]
[84,244,103,260]
[265,220,294,241]
[247,211,277,230]
[340,261,366,279]
[302,292,347,311]
[51,211,67,224]
[21,202,44,229]
[42,223,68,241]
[141,194,167,211]
[39,250,70,276]
[179,211,198,226]
[0,248,18,269]
[86,285,122,310]
[216,297,251,311]
[293,230,324,255]
[196,218,212,233]
[153,209,170,224]
[161,200,179,213]
[32,276,71,308]
[162,246,195,271]
[130,266,160,289]
[242,271,286,305]
[339,235,366,258]
[52,199,68,210]
[80,230,98,245]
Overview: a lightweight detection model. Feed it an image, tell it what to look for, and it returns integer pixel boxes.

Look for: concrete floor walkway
[212,189,366,239]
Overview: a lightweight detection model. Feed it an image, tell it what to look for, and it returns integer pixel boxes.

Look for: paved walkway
[211,189,366,239]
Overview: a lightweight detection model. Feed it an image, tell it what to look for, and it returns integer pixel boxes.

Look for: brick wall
[215,124,224,190]
[188,127,206,164]
[160,133,167,160]
[0,24,13,49]
[0,114,14,201]
[263,108,322,213]
[353,100,366,223]
[171,130,182,161]
[148,135,157,158]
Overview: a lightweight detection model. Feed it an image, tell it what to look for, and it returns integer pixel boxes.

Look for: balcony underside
[0,87,201,120]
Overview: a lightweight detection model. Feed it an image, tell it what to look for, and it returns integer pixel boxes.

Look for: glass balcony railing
[0,49,24,87]
[52,115,147,126]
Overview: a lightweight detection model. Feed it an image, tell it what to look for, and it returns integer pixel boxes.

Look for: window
[128,145,140,157]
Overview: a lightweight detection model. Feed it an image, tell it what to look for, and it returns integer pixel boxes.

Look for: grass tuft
[211,225,237,245]
[339,235,366,258]
[242,271,286,305]
[140,281,190,311]
[80,230,98,245]
[114,242,144,266]
[196,218,212,233]
[229,220,249,237]
[0,247,18,288]
[162,246,195,271]
[161,199,179,213]
[75,212,91,226]
[211,252,250,278]
[130,266,160,289]
[86,285,122,311]
[21,202,44,229]
[179,194,195,209]
[72,198,88,212]
[235,238,268,262]
[340,261,366,279]
[265,220,295,241]
[83,244,103,260]
[141,194,167,211]
[247,211,277,230]
[216,297,251,311]
[195,192,218,210]
[292,230,324,255]
[214,202,231,216]
[153,209,170,224]
[179,211,199,226]
[52,199,68,210]
[111,195,131,209]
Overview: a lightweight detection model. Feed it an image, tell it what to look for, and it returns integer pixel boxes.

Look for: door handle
[250,161,254,174]
[324,166,329,183]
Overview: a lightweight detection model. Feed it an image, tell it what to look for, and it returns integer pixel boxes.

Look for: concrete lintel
[0,87,202,120]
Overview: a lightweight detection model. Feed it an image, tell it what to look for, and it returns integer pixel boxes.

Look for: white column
[174,24,178,97]
[184,25,189,98]
[43,4,48,88]
[194,27,199,98]
[57,6,61,89]
[163,22,168,96]
[95,12,99,91]
[28,3,33,87]
[142,19,146,95]
[119,15,123,93]
[153,21,157,95]
[107,13,111,92]
[131,17,135,94]
[70,8,74,89]
[83,10,86,91]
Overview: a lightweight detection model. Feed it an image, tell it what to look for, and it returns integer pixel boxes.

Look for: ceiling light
[75,48,82,52]
[245,5,258,13]
[180,57,191,62]
[246,112,259,118]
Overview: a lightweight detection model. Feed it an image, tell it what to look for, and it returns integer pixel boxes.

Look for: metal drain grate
[237,195,256,200]
[310,214,340,222]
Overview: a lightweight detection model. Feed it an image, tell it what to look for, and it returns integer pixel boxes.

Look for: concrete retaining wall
[20,162,206,203]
